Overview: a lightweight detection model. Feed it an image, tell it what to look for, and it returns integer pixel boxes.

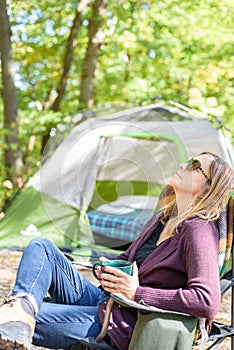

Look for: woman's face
[169,154,212,197]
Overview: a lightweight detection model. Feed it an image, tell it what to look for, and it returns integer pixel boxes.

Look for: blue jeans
[12,238,107,349]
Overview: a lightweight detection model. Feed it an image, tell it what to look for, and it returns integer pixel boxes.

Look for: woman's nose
[179,163,187,172]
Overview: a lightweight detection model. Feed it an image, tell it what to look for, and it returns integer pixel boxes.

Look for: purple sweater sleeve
[134,219,221,320]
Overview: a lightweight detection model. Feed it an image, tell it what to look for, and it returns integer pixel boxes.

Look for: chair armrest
[111,293,191,316]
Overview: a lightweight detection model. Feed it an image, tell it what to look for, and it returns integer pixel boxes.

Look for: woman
[0,151,233,350]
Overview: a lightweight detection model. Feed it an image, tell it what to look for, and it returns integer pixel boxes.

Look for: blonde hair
[162,152,234,235]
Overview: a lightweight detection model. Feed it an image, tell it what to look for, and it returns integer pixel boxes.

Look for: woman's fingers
[101,265,125,277]
[102,280,116,291]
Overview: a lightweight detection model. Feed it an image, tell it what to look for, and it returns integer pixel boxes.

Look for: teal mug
[92,259,132,280]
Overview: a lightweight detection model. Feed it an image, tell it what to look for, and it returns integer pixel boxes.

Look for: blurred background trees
[0,0,233,210]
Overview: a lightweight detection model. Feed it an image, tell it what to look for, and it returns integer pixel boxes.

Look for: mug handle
[92,262,102,280]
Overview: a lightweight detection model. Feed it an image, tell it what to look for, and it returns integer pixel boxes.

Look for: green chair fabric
[129,311,197,350]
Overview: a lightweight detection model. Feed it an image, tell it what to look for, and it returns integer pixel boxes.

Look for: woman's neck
[175,192,193,215]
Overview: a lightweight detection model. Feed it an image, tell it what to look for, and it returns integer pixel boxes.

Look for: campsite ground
[0,249,231,350]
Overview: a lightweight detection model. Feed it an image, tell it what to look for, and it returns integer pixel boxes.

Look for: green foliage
[0,109,64,209]
[95,0,234,130]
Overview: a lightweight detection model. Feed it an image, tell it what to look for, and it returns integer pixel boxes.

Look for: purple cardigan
[98,212,221,350]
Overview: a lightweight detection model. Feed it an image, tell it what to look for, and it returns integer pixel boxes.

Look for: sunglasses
[186,158,211,185]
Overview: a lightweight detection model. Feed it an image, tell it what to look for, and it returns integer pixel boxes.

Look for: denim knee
[28,237,54,249]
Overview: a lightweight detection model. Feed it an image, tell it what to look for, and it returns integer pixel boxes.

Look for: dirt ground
[0,249,232,350]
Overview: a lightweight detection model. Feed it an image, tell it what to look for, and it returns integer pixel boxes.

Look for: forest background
[0,0,234,212]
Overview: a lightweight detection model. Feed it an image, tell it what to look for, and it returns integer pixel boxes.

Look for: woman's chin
[168,177,178,190]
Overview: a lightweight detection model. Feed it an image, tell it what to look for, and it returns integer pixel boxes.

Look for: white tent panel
[97,137,181,184]
[32,105,234,212]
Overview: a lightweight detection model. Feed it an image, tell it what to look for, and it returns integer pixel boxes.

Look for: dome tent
[0,100,233,251]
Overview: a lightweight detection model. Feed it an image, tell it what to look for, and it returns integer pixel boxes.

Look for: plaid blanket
[87,208,154,242]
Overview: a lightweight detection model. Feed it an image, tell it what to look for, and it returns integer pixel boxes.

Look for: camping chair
[70,193,234,350]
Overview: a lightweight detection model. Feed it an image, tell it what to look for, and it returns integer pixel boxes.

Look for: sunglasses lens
[185,158,211,184]
[186,159,200,171]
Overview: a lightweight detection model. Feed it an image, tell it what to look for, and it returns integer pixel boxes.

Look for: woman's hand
[100,261,139,300]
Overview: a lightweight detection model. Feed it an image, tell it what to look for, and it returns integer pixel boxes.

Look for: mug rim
[102,260,132,266]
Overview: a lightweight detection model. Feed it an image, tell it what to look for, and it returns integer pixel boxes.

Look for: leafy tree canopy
[5,0,234,129]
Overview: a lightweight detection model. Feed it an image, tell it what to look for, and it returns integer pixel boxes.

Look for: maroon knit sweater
[98,212,221,350]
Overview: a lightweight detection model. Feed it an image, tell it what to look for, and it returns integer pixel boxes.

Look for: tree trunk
[51,0,90,112]
[40,0,90,155]
[0,0,24,176]
[79,0,108,107]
